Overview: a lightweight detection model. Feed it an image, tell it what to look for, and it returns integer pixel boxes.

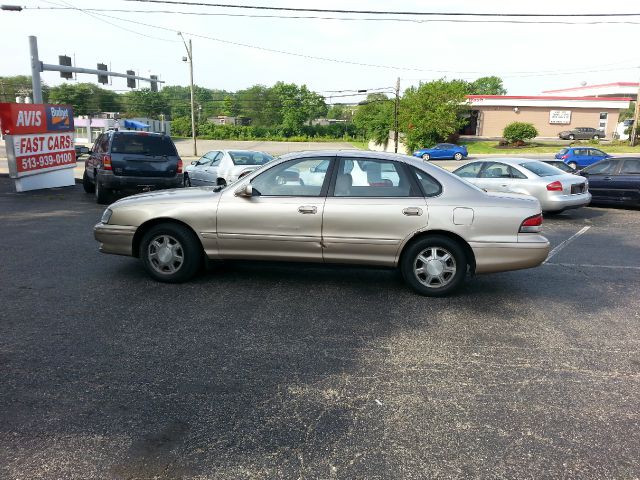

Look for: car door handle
[298,205,317,214]
[402,207,423,216]
[603,176,612,181]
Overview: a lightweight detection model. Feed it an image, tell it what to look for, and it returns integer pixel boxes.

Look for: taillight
[177,158,183,174]
[519,213,543,233]
[560,154,568,160]
[103,154,112,171]
[546,180,563,191]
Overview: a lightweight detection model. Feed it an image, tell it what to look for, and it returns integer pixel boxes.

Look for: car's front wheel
[140,223,203,283]
[593,135,600,140]
[400,235,467,297]
[422,153,430,161]
[568,134,575,140]
[453,152,463,160]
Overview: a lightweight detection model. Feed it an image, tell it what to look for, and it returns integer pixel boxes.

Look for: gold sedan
[94,150,550,296]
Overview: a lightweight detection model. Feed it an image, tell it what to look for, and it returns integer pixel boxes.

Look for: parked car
[74,145,89,158]
[541,160,577,174]
[413,143,468,161]
[83,130,182,204]
[558,127,605,140]
[452,158,591,213]
[579,157,640,207]
[94,150,550,297]
[555,146,610,170]
[184,150,273,187]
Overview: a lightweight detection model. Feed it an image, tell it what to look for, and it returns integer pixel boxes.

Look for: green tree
[171,116,192,136]
[0,75,49,102]
[467,76,507,95]
[503,122,538,143]
[399,79,468,151]
[48,83,120,115]
[222,95,240,116]
[270,82,328,135]
[353,93,394,144]
[121,89,169,118]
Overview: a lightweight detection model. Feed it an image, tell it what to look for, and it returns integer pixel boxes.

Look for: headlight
[101,208,113,224]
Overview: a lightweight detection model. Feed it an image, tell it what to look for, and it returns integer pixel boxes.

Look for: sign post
[0,103,76,192]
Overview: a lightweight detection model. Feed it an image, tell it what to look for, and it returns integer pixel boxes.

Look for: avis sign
[0,103,76,192]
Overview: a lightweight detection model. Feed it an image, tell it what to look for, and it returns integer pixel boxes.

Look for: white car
[184,150,273,187]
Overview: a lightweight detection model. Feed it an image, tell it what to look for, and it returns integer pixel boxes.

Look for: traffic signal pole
[28,36,162,102]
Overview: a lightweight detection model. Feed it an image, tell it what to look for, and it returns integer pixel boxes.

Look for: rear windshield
[229,151,273,165]
[111,134,178,156]
[558,148,568,155]
[519,162,563,177]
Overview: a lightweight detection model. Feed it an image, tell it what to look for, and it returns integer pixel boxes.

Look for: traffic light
[58,55,72,80]
[150,75,158,92]
[126,70,136,89]
[97,63,108,84]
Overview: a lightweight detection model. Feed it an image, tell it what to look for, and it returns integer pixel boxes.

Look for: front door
[322,157,428,266]
[585,159,619,203]
[216,156,334,261]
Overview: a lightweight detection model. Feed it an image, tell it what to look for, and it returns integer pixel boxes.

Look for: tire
[453,152,463,161]
[184,173,191,187]
[216,178,227,187]
[567,161,578,170]
[400,235,467,297]
[568,134,575,140]
[95,178,111,205]
[593,135,600,140]
[422,153,430,161]
[82,170,95,193]
[140,223,203,283]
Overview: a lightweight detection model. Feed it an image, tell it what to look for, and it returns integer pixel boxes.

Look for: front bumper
[94,223,136,256]
[98,172,182,192]
[471,238,550,274]
[540,192,592,212]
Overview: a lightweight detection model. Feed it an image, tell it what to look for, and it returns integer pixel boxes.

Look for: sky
[1,0,639,104]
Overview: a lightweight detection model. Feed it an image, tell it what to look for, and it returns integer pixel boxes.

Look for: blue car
[413,143,468,161]
[555,146,610,170]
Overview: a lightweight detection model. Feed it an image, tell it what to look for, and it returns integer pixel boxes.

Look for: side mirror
[191,160,197,165]
[235,183,253,197]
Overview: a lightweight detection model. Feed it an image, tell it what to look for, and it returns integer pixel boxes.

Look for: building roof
[465,95,631,109]
[542,82,639,94]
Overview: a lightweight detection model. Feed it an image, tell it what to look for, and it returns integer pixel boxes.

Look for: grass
[463,141,640,155]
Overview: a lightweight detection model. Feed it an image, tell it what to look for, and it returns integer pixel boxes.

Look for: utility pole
[179,32,197,157]
[29,36,43,103]
[630,72,640,147]
[394,77,400,153]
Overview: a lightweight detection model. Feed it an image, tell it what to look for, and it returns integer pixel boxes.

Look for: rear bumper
[98,172,182,191]
[540,192,591,212]
[94,223,136,256]
[471,239,550,274]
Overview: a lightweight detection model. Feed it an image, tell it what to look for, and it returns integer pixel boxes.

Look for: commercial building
[74,112,171,144]
[463,95,631,139]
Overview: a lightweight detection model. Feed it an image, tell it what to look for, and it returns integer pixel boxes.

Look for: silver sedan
[184,150,273,187]
[94,150,550,296]
[453,158,591,213]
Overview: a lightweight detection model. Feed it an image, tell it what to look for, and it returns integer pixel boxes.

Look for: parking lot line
[544,226,591,262]
[544,262,640,270]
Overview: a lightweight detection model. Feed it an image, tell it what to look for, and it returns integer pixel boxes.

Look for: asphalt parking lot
[0,177,639,479]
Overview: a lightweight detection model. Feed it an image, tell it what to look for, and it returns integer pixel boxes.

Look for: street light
[178,31,197,157]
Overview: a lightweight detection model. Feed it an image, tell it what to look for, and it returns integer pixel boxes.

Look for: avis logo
[46,106,73,131]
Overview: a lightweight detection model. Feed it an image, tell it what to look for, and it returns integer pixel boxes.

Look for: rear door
[322,157,427,266]
[615,158,640,205]
[109,133,179,179]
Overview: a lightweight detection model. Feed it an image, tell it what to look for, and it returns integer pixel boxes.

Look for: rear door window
[453,162,483,178]
[621,159,640,174]
[334,158,418,197]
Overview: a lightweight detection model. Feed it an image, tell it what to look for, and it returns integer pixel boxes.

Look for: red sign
[0,103,74,135]
[11,132,76,174]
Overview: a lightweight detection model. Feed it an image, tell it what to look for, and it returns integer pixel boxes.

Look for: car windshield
[519,162,563,177]
[229,151,273,166]
[111,134,177,156]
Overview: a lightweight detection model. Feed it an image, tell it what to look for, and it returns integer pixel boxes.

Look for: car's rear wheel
[82,170,95,193]
[400,235,467,297]
[140,223,203,283]
[422,153,430,161]
[568,134,575,140]
[453,152,463,160]
[95,178,110,204]
[568,161,578,170]
[184,173,191,187]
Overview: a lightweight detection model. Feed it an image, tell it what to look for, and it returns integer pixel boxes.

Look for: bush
[502,122,538,143]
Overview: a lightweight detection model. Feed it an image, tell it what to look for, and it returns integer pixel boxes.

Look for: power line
[123,1,640,18]
[25,6,640,24]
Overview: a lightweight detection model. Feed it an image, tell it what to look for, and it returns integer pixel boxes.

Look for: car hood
[110,186,220,208]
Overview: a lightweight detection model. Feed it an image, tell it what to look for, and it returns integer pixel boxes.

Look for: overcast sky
[1,0,639,103]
